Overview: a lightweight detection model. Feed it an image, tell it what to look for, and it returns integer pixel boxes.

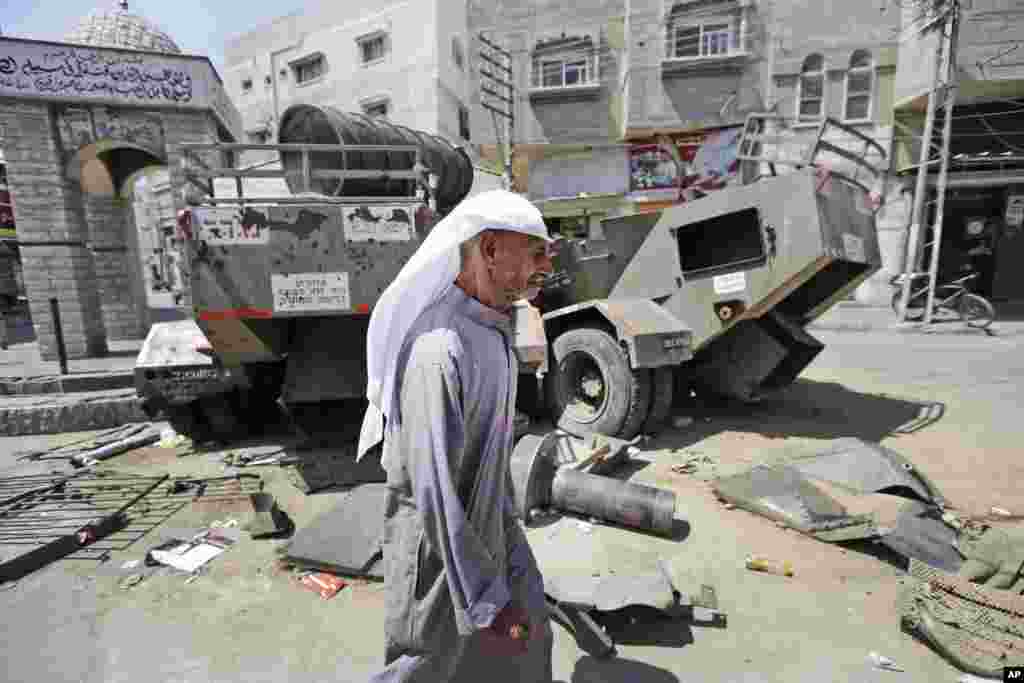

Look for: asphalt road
[0,327,1021,683]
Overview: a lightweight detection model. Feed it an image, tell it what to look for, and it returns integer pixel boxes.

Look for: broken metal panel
[284,483,388,578]
[789,437,947,507]
[544,567,676,613]
[713,464,847,529]
[880,500,963,573]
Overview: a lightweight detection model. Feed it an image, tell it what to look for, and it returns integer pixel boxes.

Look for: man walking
[358,190,556,682]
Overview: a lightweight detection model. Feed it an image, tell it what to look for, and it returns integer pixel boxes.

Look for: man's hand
[480,603,533,656]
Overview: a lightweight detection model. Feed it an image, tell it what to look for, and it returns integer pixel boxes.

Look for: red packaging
[299,572,347,600]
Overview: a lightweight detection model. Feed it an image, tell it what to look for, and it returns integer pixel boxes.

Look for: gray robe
[370,287,553,683]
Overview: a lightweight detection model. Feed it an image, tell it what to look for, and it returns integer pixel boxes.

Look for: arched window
[845,50,873,121]
[798,54,825,121]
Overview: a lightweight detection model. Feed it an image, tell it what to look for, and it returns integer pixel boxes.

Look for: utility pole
[477,34,516,191]
[897,0,960,324]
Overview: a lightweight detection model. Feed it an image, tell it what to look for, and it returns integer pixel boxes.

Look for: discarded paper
[147,529,236,573]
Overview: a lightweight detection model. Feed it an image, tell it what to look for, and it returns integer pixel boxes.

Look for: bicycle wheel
[959,293,995,329]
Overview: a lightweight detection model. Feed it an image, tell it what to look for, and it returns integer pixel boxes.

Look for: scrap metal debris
[543,559,725,658]
[70,427,162,468]
[511,433,677,537]
[243,492,293,539]
[15,423,152,463]
[712,439,963,571]
[0,472,170,583]
[283,483,388,579]
[745,556,794,577]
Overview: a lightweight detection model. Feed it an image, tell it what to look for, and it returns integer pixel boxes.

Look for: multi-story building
[222,0,475,152]
[894,0,1024,302]
[470,1,902,304]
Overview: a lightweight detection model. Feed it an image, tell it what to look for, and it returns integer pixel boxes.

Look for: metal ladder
[898,0,961,325]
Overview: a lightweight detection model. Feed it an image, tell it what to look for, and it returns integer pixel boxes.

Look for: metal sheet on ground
[789,437,946,506]
[284,483,388,578]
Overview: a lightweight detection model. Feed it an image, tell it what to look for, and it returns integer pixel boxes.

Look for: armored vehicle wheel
[545,327,651,439]
[165,403,207,442]
[641,367,675,435]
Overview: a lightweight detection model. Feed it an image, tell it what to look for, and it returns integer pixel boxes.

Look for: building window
[798,54,825,121]
[241,78,253,93]
[666,17,739,60]
[363,99,389,118]
[458,105,470,140]
[844,50,873,122]
[452,36,465,70]
[293,55,325,85]
[532,54,595,88]
[359,33,389,65]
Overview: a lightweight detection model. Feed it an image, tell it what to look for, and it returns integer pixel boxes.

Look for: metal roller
[276,104,474,211]
[510,434,678,537]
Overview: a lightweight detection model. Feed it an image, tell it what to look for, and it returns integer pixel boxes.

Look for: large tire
[545,327,651,439]
[959,293,995,329]
[641,367,675,436]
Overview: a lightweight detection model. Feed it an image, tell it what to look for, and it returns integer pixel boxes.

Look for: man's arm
[399,332,511,635]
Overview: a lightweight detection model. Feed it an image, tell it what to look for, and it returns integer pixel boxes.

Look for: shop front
[918,177,1024,302]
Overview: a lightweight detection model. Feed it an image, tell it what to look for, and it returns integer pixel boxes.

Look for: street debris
[15,423,152,463]
[712,439,960,567]
[283,483,388,579]
[900,558,1024,678]
[166,474,263,498]
[70,426,162,468]
[0,472,169,583]
[298,571,348,600]
[543,558,725,659]
[671,453,715,476]
[145,527,238,574]
[745,556,794,577]
[118,573,146,590]
[243,492,293,539]
[158,428,191,450]
[511,433,677,536]
[221,445,295,468]
[868,651,904,672]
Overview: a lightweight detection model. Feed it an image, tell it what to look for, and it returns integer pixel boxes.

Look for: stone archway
[0,34,241,360]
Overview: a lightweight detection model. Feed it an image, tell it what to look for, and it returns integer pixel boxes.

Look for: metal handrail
[737,113,889,196]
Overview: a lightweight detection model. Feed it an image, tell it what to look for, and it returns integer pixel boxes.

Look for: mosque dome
[65,1,181,54]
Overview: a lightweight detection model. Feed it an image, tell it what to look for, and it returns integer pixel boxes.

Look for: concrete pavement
[0,325,1021,682]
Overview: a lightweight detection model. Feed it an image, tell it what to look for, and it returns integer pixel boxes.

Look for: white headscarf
[356,189,553,461]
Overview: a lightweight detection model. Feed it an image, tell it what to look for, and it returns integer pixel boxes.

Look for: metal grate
[0,472,264,581]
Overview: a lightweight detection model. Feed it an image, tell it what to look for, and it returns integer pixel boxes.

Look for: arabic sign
[271,272,351,313]
[0,38,239,137]
[344,205,414,243]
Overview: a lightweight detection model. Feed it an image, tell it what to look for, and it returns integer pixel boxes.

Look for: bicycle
[890,270,996,328]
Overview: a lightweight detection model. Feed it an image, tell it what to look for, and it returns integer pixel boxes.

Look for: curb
[0,390,148,437]
[0,371,136,397]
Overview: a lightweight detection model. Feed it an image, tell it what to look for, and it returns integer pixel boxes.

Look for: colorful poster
[629,144,680,193]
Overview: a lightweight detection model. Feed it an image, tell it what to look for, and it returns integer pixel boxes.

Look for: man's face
[487,231,555,308]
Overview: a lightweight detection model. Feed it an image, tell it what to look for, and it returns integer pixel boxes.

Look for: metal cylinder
[550,468,677,537]
[276,104,473,211]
